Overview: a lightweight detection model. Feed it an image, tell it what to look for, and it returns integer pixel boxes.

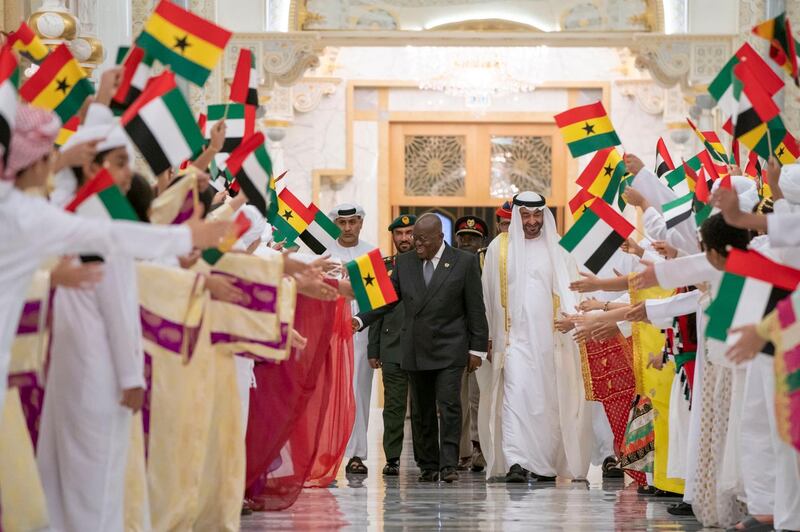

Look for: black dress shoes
[667,502,694,516]
[506,464,528,483]
[440,467,459,483]
[382,459,400,476]
[531,472,557,482]
[418,469,439,482]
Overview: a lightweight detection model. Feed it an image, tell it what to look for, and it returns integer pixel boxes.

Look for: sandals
[345,456,368,475]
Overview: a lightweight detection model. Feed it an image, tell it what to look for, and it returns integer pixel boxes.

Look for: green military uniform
[369,214,416,467]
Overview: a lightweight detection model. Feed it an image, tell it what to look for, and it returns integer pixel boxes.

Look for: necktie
[423,259,434,287]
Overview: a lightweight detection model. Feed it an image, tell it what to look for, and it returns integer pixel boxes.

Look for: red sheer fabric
[304,298,355,487]
[245,288,355,510]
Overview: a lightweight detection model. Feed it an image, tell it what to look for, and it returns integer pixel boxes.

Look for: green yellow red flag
[554,102,621,158]
[346,248,398,312]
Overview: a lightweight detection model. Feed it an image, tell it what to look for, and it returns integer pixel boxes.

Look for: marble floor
[241,409,703,531]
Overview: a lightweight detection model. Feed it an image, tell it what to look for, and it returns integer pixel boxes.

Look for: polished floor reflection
[241,409,704,531]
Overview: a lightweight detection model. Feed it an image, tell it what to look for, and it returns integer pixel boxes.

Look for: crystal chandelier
[412,47,549,111]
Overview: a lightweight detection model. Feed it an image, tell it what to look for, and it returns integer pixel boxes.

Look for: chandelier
[412,47,549,111]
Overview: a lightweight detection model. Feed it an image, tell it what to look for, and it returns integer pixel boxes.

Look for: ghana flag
[0,46,18,169]
[7,22,49,63]
[569,188,596,222]
[230,47,259,106]
[576,146,627,207]
[271,187,312,245]
[202,210,252,265]
[774,130,800,165]
[706,249,800,353]
[752,12,800,87]
[19,44,94,122]
[54,116,80,148]
[559,198,635,275]
[65,168,139,221]
[554,102,621,158]
[121,71,205,175]
[687,118,729,164]
[346,248,398,313]
[137,0,232,87]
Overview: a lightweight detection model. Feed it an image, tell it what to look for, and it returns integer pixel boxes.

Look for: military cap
[454,215,488,237]
[388,213,417,231]
[495,200,512,220]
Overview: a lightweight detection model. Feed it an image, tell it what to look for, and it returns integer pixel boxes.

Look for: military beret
[454,215,488,237]
[388,213,416,231]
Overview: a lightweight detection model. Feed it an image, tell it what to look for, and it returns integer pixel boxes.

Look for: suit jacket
[367,256,405,365]
[358,244,488,371]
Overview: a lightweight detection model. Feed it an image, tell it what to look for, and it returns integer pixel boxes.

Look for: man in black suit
[353,214,488,483]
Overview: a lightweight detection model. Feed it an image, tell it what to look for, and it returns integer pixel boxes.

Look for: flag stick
[766,127,773,158]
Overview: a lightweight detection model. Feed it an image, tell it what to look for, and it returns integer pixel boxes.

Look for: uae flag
[121,71,205,175]
[230,48,259,106]
[270,187,341,254]
[299,204,341,255]
[111,44,153,114]
[206,103,256,153]
[654,137,674,178]
[661,192,694,230]
[223,132,274,217]
[708,42,783,117]
[731,61,781,150]
[665,153,702,196]
[0,46,18,169]
[559,198,635,275]
[346,248,398,313]
[65,168,138,221]
[706,249,800,352]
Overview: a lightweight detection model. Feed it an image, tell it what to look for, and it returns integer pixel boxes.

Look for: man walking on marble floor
[327,203,377,477]
[478,192,592,483]
[368,214,417,476]
[354,214,489,483]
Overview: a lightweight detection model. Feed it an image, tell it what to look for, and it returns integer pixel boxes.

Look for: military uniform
[368,214,417,474]
[453,215,489,472]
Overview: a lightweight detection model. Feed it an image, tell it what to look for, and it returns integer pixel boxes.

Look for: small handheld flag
[223,132,274,217]
[137,0,232,86]
[706,249,800,350]
[559,198,635,275]
[731,61,781,151]
[576,147,627,208]
[202,211,252,265]
[708,42,783,115]
[19,44,94,122]
[687,118,730,164]
[111,44,153,114]
[654,137,675,178]
[752,12,800,87]
[54,116,80,148]
[568,188,596,222]
[65,168,139,221]
[7,22,49,63]
[0,47,19,168]
[554,102,621,158]
[230,48,259,107]
[345,249,398,312]
[121,71,205,175]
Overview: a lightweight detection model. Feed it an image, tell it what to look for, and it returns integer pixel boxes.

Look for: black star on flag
[778,147,785,157]
[173,35,190,53]
[282,209,293,220]
[363,274,375,286]
[582,121,595,135]
[603,164,613,176]
[55,77,71,94]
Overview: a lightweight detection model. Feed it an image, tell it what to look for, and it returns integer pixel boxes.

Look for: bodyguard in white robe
[326,203,377,468]
[478,192,592,480]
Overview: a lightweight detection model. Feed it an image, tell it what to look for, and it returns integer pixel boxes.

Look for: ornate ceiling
[291,0,661,33]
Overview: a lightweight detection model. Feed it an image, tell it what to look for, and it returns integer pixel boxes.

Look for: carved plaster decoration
[262,34,324,88]
[616,80,665,115]
[263,85,295,124]
[630,36,732,89]
[131,0,154,39]
[292,79,340,113]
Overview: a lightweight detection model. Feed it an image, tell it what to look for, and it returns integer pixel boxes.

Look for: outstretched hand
[631,260,657,290]
[569,271,601,293]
